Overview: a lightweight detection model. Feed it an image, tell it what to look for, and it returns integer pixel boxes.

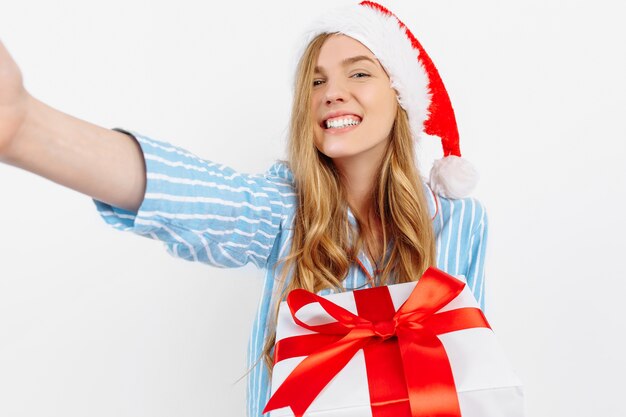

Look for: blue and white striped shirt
[93,130,488,417]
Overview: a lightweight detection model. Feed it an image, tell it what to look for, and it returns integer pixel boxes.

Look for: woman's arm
[0,41,146,212]
[0,41,292,270]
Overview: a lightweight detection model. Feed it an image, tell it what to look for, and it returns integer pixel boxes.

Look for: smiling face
[311,34,398,167]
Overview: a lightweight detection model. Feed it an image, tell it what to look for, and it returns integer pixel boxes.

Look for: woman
[0,2,487,416]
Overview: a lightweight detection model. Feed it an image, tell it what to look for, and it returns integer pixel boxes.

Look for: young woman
[0,2,487,416]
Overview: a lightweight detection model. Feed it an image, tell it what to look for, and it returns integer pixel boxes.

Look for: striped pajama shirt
[93,129,488,417]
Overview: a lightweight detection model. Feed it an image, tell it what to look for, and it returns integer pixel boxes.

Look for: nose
[324,78,349,105]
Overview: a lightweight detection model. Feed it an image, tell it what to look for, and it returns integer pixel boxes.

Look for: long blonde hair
[262,33,436,372]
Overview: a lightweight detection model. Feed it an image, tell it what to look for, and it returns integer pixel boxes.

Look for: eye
[351,72,370,79]
[313,79,325,87]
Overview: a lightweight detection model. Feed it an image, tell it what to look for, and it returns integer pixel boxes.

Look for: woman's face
[311,34,398,167]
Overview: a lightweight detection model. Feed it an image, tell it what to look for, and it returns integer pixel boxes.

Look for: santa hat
[302,1,478,199]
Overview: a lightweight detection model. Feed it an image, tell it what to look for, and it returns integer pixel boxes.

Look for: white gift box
[267,272,525,417]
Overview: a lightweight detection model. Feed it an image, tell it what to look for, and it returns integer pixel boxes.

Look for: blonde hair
[262,33,436,372]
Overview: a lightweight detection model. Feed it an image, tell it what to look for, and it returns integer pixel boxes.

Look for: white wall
[1,1,624,416]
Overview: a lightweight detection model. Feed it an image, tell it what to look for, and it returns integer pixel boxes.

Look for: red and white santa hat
[302,1,478,199]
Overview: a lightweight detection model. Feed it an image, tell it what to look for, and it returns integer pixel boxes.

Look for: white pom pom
[429,156,479,199]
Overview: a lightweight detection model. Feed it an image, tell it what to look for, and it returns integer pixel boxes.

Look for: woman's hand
[0,41,29,158]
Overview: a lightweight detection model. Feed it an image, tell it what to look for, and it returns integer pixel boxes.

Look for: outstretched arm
[0,41,146,212]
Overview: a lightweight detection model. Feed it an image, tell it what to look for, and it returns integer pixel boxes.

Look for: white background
[1,0,625,416]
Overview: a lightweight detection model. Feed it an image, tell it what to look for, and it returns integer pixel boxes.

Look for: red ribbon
[263,267,491,417]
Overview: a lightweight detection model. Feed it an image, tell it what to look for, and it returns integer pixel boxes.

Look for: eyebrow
[314,55,379,74]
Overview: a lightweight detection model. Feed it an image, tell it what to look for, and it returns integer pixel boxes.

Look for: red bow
[263,267,491,417]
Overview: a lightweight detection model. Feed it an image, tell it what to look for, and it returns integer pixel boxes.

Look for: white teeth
[325,118,361,129]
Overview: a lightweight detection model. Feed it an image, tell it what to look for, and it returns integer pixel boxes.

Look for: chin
[317,148,347,160]
[315,140,355,160]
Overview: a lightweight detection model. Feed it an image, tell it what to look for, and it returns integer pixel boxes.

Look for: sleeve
[93,128,294,269]
[465,200,489,312]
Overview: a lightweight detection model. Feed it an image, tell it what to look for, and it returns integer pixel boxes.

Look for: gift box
[264,267,524,417]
